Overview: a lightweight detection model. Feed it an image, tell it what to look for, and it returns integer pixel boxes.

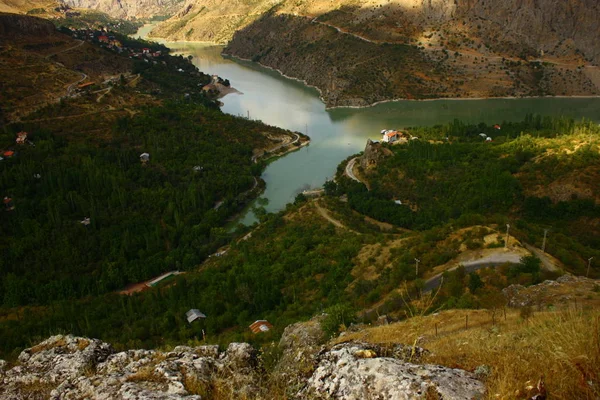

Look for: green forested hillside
[2,115,598,360]
[0,20,301,358]
[336,117,600,273]
[0,103,286,307]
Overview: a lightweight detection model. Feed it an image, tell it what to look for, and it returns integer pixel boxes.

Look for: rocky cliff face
[223,1,600,107]
[360,139,393,172]
[149,0,277,43]
[224,13,459,107]
[0,318,485,399]
[60,0,184,19]
[0,12,56,36]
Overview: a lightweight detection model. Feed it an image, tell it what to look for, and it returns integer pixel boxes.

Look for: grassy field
[337,307,600,399]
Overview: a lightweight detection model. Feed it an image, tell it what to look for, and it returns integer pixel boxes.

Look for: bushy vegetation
[0,29,303,358]
[54,11,142,35]
[0,103,283,308]
[336,116,600,275]
[0,205,363,358]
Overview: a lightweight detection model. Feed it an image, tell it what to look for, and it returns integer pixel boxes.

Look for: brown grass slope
[0,13,135,125]
[338,307,600,399]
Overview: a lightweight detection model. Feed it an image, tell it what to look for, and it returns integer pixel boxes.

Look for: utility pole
[542,229,549,253]
[587,257,594,278]
[247,110,250,120]
[415,258,420,277]
[505,224,510,248]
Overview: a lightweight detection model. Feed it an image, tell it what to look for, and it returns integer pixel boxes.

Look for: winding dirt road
[345,157,362,183]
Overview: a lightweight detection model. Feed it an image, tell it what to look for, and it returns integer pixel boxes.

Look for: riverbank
[222,51,328,104]
[139,25,600,111]
[221,53,600,110]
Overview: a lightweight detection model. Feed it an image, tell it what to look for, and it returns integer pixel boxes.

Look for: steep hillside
[162,0,600,63]
[149,0,277,43]
[147,0,600,106]
[60,0,183,19]
[0,13,132,121]
[0,0,57,14]
[336,117,600,274]
[0,13,304,359]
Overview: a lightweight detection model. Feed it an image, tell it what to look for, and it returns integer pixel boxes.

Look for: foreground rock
[302,342,483,399]
[1,327,484,399]
[0,335,257,400]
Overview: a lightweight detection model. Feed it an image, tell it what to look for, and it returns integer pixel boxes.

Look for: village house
[3,196,15,211]
[381,130,407,143]
[16,131,28,145]
[249,320,273,334]
[140,153,150,164]
[186,309,206,324]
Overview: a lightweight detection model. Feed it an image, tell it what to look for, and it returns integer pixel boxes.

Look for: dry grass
[182,373,214,398]
[16,379,55,398]
[28,337,67,355]
[76,338,90,351]
[125,354,169,386]
[337,307,600,399]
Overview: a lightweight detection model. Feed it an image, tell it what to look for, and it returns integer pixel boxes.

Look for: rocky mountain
[60,0,184,19]
[149,0,278,43]
[221,0,600,106]
[0,319,485,399]
[144,0,600,106]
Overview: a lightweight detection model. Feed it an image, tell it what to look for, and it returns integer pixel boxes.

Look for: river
[133,27,600,225]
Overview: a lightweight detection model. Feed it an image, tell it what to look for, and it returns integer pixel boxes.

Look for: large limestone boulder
[0,335,236,400]
[301,342,484,400]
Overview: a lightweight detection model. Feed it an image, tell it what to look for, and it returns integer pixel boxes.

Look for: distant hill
[60,0,184,19]
[138,0,600,106]
[0,0,57,14]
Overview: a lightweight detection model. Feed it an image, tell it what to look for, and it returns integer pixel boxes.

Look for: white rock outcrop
[303,342,484,400]
[0,332,485,399]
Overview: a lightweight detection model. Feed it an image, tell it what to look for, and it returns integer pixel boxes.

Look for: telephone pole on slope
[542,228,549,253]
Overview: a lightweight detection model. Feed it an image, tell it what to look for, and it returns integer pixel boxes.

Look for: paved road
[523,243,561,272]
[310,17,595,71]
[270,132,300,153]
[424,252,523,292]
[345,157,362,183]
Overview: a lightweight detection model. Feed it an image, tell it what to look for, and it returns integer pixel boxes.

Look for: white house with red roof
[382,130,404,143]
